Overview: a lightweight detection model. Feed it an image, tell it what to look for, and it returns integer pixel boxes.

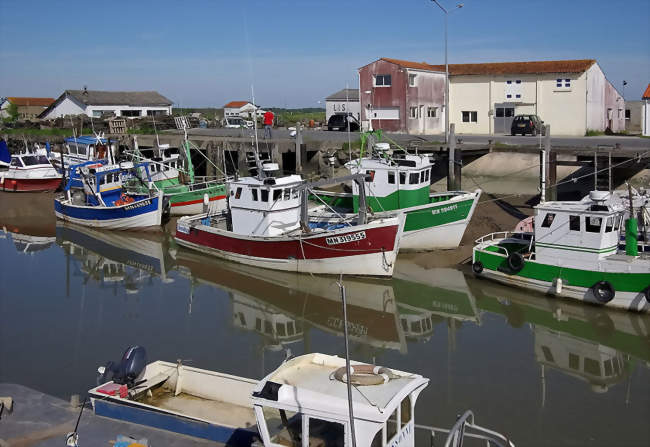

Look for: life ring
[507,252,525,273]
[333,364,398,386]
[472,261,484,274]
[120,193,134,204]
[591,281,615,304]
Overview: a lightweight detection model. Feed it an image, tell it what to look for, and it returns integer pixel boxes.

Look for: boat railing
[415,410,515,447]
[474,231,514,245]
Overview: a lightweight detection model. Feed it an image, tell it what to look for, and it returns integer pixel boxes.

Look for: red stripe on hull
[1,177,62,192]
[175,225,398,260]
[171,195,227,208]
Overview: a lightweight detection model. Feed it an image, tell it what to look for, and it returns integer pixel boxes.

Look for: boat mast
[337,278,357,447]
[250,86,265,179]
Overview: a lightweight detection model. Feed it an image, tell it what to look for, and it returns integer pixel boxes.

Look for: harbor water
[1,219,649,446]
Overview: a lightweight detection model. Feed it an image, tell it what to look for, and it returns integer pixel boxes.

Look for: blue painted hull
[54,195,163,230]
[92,398,257,444]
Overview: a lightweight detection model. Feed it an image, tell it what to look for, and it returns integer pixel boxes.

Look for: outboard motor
[97,346,147,388]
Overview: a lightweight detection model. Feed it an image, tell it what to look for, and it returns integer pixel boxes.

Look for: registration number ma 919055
[326,231,366,245]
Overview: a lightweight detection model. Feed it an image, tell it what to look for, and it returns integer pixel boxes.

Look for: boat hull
[473,248,650,312]
[91,398,257,444]
[54,194,164,230]
[168,190,227,216]
[175,216,402,277]
[0,176,62,192]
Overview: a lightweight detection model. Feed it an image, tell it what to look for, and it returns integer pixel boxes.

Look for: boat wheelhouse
[175,164,404,277]
[311,135,481,251]
[55,135,114,170]
[0,143,62,192]
[54,161,166,230]
[473,191,650,312]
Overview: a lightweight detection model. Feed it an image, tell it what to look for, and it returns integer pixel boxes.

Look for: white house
[360,58,625,136]
[641,84,650,137]
[39,89,173,119]
[325,88,360,122]
[223,101,265,119]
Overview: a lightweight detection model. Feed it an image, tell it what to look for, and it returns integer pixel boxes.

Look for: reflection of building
[535,327,628,394]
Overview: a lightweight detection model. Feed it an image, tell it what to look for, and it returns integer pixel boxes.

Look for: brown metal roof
[224,101,251,108]
[7,97,55,107]
[643,84,650,99]
[379,58,597,76]
[66,90,172,106]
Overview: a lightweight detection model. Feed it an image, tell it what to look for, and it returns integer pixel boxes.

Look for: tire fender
[591,281,615,304]
[507,252,525,273]
[472,261,484,274]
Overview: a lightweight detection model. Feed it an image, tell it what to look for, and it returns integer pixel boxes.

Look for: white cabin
[252,353,428,447]
[534,191,626,263]
[228,174,303,236]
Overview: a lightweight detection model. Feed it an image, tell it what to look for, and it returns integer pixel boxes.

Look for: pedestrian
[263,109,274,139]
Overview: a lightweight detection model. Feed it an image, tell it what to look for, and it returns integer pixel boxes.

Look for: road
[184,127,650,151]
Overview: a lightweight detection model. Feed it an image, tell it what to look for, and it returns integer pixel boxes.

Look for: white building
[360,58,625,136]
[641,84,650,137]
[223,101,265,119]
[39,89,173,119]
[325,88,360,122]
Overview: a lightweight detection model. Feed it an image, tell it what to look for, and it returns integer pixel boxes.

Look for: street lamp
[431,1,463,144]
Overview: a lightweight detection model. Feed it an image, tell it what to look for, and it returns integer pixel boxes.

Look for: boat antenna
[250,85,264,178]
[346,83,352,163]
[337,276,357,447]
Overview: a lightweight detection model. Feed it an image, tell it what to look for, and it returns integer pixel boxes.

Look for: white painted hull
[399,219,469,250]
[478,268,650,313]
[169,198,227,216]
[174,237,398,277]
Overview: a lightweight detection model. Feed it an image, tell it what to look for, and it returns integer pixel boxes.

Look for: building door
[494,103,516,134]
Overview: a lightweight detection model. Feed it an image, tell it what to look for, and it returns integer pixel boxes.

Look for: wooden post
[447,123,456,191]
[295,122,303,173]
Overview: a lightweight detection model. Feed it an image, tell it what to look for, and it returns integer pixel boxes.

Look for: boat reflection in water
[55,222,175,293]
[469,277,650,399]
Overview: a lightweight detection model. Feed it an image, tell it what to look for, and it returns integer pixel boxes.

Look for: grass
[276,110,325,127]
[341,140,361,152]
[0,127,94,136]
[585,129,605,136]
[127,125,158,135]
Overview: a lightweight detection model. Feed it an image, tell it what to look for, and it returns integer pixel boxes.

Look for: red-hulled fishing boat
[175,162,404,277]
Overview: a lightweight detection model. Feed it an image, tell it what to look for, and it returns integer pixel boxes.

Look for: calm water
[1,221,649,446]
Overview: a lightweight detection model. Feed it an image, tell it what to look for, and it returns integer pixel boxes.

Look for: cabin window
[614,215,622,231]
[409,172,419,184]
[569,215,580,231]
[235,187,242,199]
[604,359,613,376]
[584,357,601,377]
[276,323,286,336]
[10,157,22,167]
[586,216,602,233]
[263,408,302,445]
[255,318,262,331]
[420,171,425,182]
[261,189,269,202]
[78,145,87,155]
[541,213,556,228]
[308,418,344,447]
[605,216,615,232]
[366,170,375,182]
[388,171,395,184]
[252,189,258,201]
[386,408,398,440]
[273,189,282,201]
[401,318,408,331]
[541,346,555,363]
[411,320,422,333]
[287,322,295,336]
[400,395,412,426]
[237,313,246,326]
[283,189,290,200]
[264,320,273,335]
[399,172,406,185]
[370,429,383,447]
[425,169,430,181]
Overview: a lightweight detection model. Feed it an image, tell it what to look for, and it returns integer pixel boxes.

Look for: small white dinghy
[90,348,514,446]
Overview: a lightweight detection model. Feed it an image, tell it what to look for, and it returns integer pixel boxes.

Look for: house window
[515,94,521,99]
[462,111,477,123]
[147,110,165,116]
[388,171,395,184]
[374,74,391,87]
[516,80,521,84]
[408,74,416,86]
[92,110,102,118]
[556,79,563,88]
[506,94,512,99]
[121,110,141,117]
[557,79,571,88]
[569,215,580,231]
[625,109,631,120]
[507,80,512,85]
[565,79,571,87]
[409,107,418,118]
[427,107,437,118]
[541,213,555,228]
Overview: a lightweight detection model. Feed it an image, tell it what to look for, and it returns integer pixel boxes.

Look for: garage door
[494,103,515,134]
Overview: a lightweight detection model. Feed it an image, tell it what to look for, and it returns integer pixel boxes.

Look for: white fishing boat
[90,348,514,446]
[0,140,62,192]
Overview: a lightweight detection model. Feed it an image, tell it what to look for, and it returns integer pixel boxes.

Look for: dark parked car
[511,115,545,136]
[327,114,359,131]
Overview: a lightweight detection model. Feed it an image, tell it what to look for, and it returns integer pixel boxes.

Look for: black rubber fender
[643,286,650,304]
[507,252,525,273]
[591,281,615,304]
[472,261,484,274]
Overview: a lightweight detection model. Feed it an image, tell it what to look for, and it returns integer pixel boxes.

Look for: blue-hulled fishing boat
[54,161,168,230]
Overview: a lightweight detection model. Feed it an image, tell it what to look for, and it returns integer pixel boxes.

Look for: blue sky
[1,0,648,107]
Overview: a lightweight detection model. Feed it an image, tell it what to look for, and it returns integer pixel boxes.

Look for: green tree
[6,102,19,121]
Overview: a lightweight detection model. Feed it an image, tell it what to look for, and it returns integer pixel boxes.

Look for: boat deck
[144,388,257,428]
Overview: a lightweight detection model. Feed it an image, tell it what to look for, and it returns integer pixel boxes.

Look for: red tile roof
[379,58,597,76]
[7,97,55,107]
[224,101,251,108]
[643,84,650,100]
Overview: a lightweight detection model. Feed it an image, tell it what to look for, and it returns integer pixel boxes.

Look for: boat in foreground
[90,347,514,446]
[176,164,404,277]
[54,161,167,230]
[310,131,481,251]
[473,190,650,312]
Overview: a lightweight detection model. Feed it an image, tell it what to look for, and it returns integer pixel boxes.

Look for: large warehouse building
[359,58,624,136]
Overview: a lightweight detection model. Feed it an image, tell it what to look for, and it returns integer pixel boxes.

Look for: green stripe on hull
[154,178,181,188]
[475,250,650,293]
[353,186,429,212]
[403,198,474,232]
[168,184,226,205]
[393,278,476,317]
